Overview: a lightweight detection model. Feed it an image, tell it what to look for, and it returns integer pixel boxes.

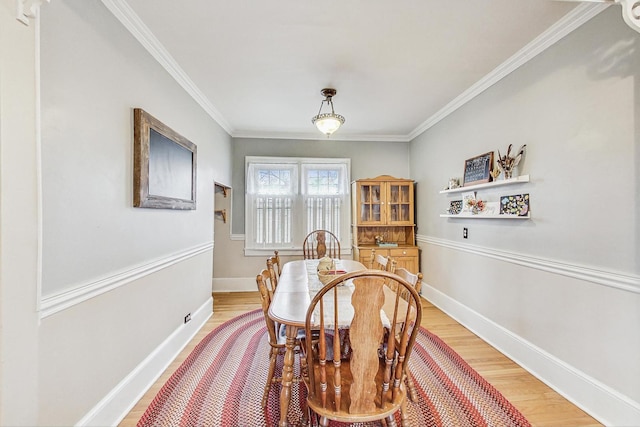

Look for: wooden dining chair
[303,229,341,259]
[394,267,423,296]
[266,250,281,288]
[273,250,281,276]
[370,248,396,273]
[255,269,303,407]
[392,267,423,402]
[303,270,422,426]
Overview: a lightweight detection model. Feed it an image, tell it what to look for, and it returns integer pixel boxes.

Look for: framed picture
[500,193,530,216]
[133,108,197,209]
[448,200,462,215]
[463,152,494,186]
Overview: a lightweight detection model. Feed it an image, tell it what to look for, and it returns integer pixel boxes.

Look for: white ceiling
[116,0,594,141]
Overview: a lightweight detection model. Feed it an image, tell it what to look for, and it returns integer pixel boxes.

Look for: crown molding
[620,0,640,33]
[408,3,609,140]
[231,130,410,143]
[102,1,608,142]
[100,0,233,134]
[16,0,49,25]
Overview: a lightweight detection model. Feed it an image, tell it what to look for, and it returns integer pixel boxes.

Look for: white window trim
[244,247,353,257]
[244,156,351,256]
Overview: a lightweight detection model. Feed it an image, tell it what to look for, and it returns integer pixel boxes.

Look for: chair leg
[262,346,279,408]
[405,370,419,402]
[400,398,410,427]
[385,414,398,427]
[306,406,319,427]
[319,415,330,427]
[300,348,309,385]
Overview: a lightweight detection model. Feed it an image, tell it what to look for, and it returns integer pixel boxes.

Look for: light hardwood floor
[119,292,601,427]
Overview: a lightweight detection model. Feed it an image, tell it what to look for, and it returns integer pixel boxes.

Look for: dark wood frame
[133,108,197,209]
[463,151,494,187]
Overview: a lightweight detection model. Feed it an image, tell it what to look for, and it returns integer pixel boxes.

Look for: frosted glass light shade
[312,113,345,136]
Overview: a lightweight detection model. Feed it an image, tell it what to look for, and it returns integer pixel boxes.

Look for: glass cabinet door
[358,183,382,224]
[386,182,413,224]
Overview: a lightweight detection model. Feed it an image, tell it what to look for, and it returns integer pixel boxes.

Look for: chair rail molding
[416,235,640,294]
[40,242,214,318]
[16,0,49,25]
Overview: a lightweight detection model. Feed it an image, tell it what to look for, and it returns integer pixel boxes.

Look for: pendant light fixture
[311,88,345,137]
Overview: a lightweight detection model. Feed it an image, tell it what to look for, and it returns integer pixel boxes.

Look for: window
[245,157,350,254]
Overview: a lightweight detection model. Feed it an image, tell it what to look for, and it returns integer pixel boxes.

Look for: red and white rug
[137,309,530,427]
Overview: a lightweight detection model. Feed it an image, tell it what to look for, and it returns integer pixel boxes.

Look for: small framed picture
[448,200,462,215]
[500,193,529,216]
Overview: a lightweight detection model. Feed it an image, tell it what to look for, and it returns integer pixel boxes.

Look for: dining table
[268,258,366,427]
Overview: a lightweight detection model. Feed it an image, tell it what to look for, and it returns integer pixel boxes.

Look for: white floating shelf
[440,175,530,194]
[440,213,530,219]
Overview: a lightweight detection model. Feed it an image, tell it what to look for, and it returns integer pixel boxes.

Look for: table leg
[278,325,299,427]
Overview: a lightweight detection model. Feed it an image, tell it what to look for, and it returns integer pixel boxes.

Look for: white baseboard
[212,277,255,292]
[76,297,213,427]
[422,284,640,427]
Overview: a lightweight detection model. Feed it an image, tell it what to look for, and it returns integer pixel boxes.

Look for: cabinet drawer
[389,248,418,257]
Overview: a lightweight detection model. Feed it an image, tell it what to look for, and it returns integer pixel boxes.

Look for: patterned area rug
[138,309,530,427]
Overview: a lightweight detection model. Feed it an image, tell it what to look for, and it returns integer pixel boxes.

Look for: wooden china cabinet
[351,175,419,273]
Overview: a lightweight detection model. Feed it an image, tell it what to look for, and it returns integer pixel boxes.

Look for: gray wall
[231,138,411,234]
[410,7,639,425]
[40,1,231,297]
[34,1,232,424]
[0,4,40,423]
[209,137,410,285]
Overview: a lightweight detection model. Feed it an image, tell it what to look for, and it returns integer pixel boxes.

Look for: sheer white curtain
[245,157,350,253]
[301,162,349,241]
[246,161,299,249]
